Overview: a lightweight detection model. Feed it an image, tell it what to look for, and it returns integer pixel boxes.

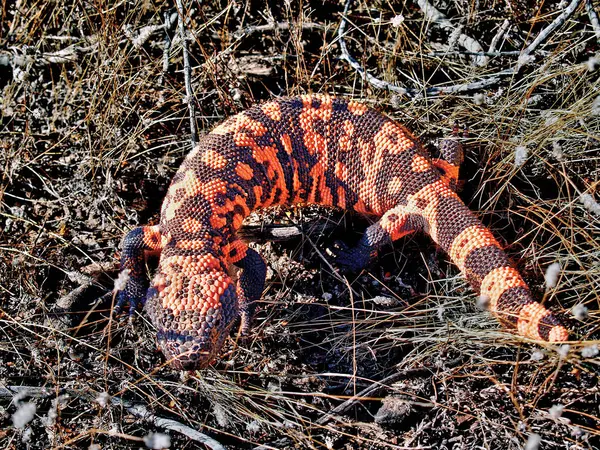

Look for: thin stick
[0,386,227,450]
[338,0,506,96]
[175,0,198,147]
[518,0,584,67]
[126,403,226,450]
[488,19,511,54]
[427,50,521,57]
[159,11,178,86]
[338,0,585,97]
[338,0,511,97]
[417,0,488,66]
[316,357,463,425]
[0,43,98,66]
[586,0,600,42]
[338,0,409,96]
[234,21,326,39]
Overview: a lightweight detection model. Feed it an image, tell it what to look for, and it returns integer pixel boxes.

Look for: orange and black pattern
[115,95,569,370]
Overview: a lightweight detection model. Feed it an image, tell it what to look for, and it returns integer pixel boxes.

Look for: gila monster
[115,94,569,370]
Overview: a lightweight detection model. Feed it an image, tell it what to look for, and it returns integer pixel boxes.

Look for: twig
[234,21,326,39]
[338,0,585,97]
[123,24,164,49]
[427,50,521,57]
[338,0,409,96]
[518,0,584,68]
[0,386,56,398]
[0,43,98,67]
[237,221,337,242]
[338,0,510,97]
[42,43,99,63]
[338,0,504,96]
[316,357,464,425]
[0,386,227,450]
[175,0,198,147]
[586,0,600,42]
[125,403,226,450]
[488,19,511,54]
[417,0,488,67]
[159,11,178,86]
[121,15,179,51]
[42,35,81,42]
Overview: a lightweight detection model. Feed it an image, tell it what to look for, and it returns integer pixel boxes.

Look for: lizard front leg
[115,225,163,315]
[227,240,267,334]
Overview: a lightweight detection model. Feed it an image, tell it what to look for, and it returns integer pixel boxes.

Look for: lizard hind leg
[115,225,163,315]
[331,206,424,273]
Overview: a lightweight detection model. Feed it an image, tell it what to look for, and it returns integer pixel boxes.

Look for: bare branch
[518,0,585,68]
[417,0,488,66]
[159,11,178,86]
[126,403,226,450]
[586,0,600,42]
[338,0,585,97]
[0,386,227,450]
[338,0,513,97]
[488,19,511,54]
[175,0,198,147]
[123,24,164,49]
[338,0,409,96]
[234,21,327,39]
[0,43,98,67]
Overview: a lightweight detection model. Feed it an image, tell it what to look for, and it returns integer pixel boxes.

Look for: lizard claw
[113,290,145,317]
[238,289,254,336]
[329,240,373,273]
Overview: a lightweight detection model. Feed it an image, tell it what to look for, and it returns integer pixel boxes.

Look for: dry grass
[0,0,599,449]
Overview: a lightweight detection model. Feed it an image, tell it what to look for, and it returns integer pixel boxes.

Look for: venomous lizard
[115,94,569,370]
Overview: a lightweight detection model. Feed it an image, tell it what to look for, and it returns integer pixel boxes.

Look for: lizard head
[144,264,239,370]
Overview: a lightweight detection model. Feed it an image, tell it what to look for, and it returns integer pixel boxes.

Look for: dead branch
[125,402,226,450]
[338,0,409,96]
[338,0,511,97]
[0,43,98,67]
[488,19,511,54]
[123,13,178,49]
[338,0,585,97]
[417,0,488,66]
[124,24,164,49]
[175,0,198,147]
[517,0,585,69]
[159,11,179,86]
[586,0,600,42]
[237,221,337,242]
[234,21,327,39]
[0,385,227,450]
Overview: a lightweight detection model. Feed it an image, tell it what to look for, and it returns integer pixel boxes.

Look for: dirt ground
[1,0,599,449]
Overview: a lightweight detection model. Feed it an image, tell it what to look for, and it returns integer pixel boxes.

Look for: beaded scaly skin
[115,95,569,370]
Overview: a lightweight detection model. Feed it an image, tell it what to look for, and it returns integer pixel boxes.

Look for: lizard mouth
[144,272,240,370]
[146,294,228,370]
[156,328,222,370]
